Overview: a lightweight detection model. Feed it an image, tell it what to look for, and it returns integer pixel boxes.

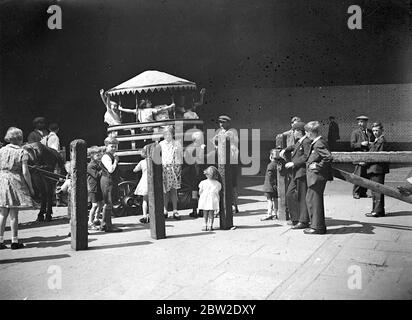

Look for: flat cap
[33,117,46,124]
[218,115,231,122]
[292,121,306,131]
[356,115,369,120]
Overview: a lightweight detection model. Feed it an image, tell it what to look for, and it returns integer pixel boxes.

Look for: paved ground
[0,168,411,300]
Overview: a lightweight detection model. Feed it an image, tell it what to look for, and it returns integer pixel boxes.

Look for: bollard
[70,139,88,250]
[146,143,166,239]
[218,137,234,230]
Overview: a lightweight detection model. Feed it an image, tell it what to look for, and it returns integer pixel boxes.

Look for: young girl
[0,127,35,250]
[261,149,278,220]
[198,166,221,231]
[134,146,149,223]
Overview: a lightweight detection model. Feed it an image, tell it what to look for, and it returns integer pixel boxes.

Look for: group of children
[101,88,206,127]
[64,135,222,232]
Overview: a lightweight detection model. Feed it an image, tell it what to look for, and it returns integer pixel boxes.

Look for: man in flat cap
[350,115,375,199]
[212,115,240,213]
[280,121,311,229]
[28,117,49,143]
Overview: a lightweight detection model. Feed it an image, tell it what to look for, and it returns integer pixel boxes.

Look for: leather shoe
[287,221,298,226]
[11,242,25,250]
[105,227,123,233]
[303,228,326,235]
[291,222,309,230]
[365,212,385,218]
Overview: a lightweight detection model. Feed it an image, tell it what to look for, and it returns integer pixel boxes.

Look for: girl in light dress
[133,146,149,223]
[198,166,221,231]
[0,127,35,250]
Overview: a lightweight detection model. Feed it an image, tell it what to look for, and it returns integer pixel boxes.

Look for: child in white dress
[134,146,149,223]
[198,166,221,231]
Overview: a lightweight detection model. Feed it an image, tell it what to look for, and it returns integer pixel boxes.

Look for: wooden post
[218,137,233,230]
[275,134,288,220]
[333,168,412,204]
[70,139,88,251]
[331,151,412,163]
[146,143,166,239]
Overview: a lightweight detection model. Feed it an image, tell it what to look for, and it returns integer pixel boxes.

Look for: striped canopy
[107,70,197,96]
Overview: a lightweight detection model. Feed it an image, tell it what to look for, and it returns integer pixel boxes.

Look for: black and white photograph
[0,0,412,304]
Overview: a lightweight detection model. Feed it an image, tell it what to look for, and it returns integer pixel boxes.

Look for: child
[87,146,104,230]
[365,121,389,218]
[119,98,175,131]
[99,136,122,232]
[133,146,149,223]
[261,149,278,220]
[182,88,206,119]
[198,166,221,231]
[56,161,71,199]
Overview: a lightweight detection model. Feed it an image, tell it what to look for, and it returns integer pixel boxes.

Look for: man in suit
[327,116,340,151]
[304,121,333,235]
[365,122,389,217]
[350,115,375,199]
[281,122,311,229]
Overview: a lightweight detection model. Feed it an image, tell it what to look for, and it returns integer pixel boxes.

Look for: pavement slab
[0,175,411,300]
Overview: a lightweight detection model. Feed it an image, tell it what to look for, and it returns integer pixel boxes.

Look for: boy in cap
[280,121,311,229]
[28,117,49,143]
[350,115,375,199]
[304,121,333,235]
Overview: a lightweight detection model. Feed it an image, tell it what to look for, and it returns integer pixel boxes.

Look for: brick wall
[204,83,412,144]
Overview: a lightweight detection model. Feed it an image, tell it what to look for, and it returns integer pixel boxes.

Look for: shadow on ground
[88,241,152,251]
[0,254,71,265]
[8,216,70,231]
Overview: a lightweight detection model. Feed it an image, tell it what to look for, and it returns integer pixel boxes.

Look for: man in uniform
[212,115,240,213]
[350,115,375,199]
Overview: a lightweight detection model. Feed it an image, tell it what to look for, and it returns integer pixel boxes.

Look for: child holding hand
[198,166,221,231]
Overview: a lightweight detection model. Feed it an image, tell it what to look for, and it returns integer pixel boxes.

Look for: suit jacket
[306,137,333,187]
[367,135,389,175]
[350,128,375,151]
[285,136,311,180]
[282,129,296,148]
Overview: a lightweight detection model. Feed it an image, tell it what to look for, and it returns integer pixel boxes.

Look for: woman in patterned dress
[159,126,183,220]
[0,127,35,250]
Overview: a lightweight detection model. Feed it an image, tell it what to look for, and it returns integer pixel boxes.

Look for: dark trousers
[369,174,385,214]
[353,164,368,197]
[286,176,309,223]
[306,181,327,231]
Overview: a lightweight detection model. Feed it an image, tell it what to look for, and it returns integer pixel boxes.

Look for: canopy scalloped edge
[107,83,197,96]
